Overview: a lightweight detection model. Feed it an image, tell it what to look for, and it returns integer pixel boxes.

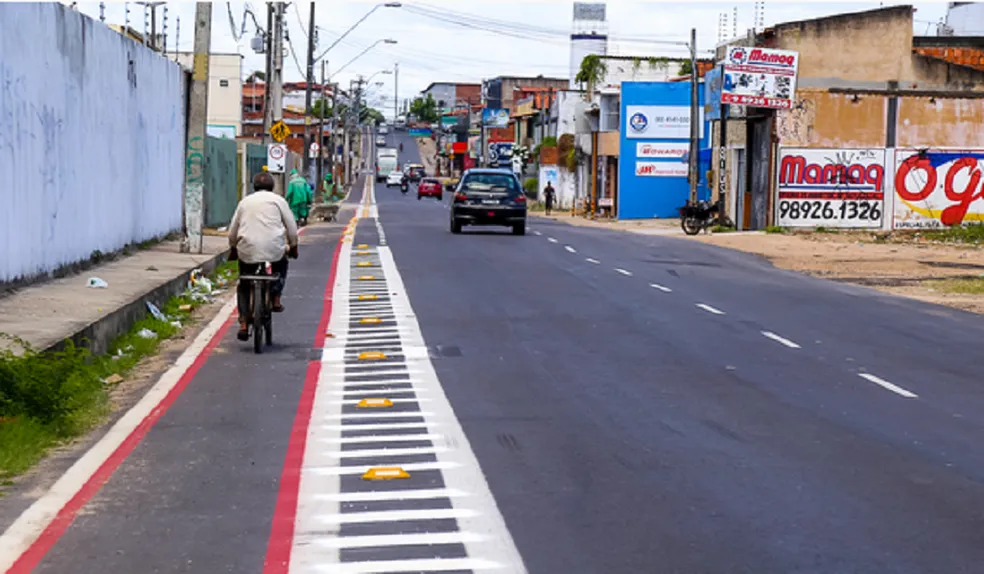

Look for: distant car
[378,125,389,135]
[403,163,426,182]
[450,169,526,235]
[417,178,443,201]
[375,136,386,146]
[386,170,404,187]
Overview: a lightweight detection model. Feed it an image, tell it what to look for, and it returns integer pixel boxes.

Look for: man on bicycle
[228,171,299,341]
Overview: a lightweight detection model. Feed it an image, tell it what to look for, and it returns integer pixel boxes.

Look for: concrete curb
[53,250,230,356]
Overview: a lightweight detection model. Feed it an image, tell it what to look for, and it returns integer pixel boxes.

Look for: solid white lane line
[650,283,672,293]
[859,373,919,398]
[547,237,558,243]
[312,460,462,476]
[696,303,726,315]
[565,246,577,253]
[315,531,485,549]
[318,507,478,524]
[326,446,449,458]
[586,258,600,264]
[615,268,633,276]
[761,331,801,349]
[322,433,445,444]
[314,557,502,573]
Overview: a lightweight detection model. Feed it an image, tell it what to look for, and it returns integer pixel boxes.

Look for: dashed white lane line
[615,268,633,276]
[586,258,601,264]
[859,373,919,398]
[650,283,672,293]
[761,331,801,349]
[315,531,486,549]
[696,303,726,315]
[547,237,558,243]
[565,246,577,253]
[533,231,542,236]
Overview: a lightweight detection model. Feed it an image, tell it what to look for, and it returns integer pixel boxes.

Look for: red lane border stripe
[263,235,345,573]
[8,315,234,573]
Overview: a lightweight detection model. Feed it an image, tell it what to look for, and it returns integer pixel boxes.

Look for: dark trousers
[237,258,288,319]
[545,197,554,214]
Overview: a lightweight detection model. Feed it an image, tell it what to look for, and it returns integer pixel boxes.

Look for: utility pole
[271,2,285,192]
[262,4,274,145]
[688,27,699,204]
[316,60,326,199]
[393,62,399,124]
[181,2,212,254]
[717,63,729,226]
[303,2,316,182]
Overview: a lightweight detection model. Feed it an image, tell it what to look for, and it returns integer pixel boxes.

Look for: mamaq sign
[894,149,984,229]
[777,148,886,229]
[722,46,799,110]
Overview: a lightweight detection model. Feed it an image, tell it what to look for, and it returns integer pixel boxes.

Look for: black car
[449,169,527,235]
[405,164,426,182]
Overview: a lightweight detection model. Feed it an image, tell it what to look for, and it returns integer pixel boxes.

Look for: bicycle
[239,262,279,353]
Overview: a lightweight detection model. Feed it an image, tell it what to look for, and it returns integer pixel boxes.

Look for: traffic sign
[267,143,287,173]
[270,120,291,143]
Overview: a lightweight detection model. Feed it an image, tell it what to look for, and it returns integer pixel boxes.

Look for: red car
[417,177,443,201]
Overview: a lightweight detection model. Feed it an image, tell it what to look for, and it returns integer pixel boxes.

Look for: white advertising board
[894,149,984,229]
[722,47,799,110]
[636,142,689,159]
[635,162,689,177]
[776,148,886,228]
[625,106,703,140]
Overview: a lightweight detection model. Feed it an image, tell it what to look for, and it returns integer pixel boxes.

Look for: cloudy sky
[76,0,949,118]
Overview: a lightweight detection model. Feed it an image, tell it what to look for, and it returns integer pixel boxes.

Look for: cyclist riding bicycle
[228,172,299,341]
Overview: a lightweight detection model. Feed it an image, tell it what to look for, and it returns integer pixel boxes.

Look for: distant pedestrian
[286,169,311,226]
[543,181,556,215]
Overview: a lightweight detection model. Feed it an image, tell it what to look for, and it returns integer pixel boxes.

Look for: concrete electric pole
[394,62,399,124]
[303,2,316,181]
[181,2,212,254]
[262,4,273,145]
[688,27,699,204]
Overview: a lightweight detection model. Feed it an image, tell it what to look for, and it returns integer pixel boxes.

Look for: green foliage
[765,225,786,234]
[914,225,984,244]
[311,98,333,118]
[678,60,693,76]
[711,224,737,233]
[575,55,608,90]
[532,136,558,159]
[565,147,578,172]
[409,94,440,123]
[523,178,538,197]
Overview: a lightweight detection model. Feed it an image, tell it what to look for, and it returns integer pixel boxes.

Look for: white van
[376,154,398,182]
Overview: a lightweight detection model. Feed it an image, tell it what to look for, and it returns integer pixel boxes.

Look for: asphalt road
[6,129,984,573]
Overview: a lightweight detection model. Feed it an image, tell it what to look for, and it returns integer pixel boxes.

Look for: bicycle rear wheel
[253,282,264,354]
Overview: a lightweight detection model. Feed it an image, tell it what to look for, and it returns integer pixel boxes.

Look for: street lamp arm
[314,2,400,62]
[330,39,397,80]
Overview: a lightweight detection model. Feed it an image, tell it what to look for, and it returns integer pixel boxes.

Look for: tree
[575,54,608,99]
[311,98,332,118]
[678,60,693,76]
[409,94,439,123]
[361,107,385,125]
[247,70,265,82]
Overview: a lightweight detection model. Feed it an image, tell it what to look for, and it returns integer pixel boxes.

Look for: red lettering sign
[780,155,884,192]
[896,154,984,225]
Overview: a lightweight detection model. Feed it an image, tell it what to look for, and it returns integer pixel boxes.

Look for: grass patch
[0,262,237,479]
[528,202,546,213]
[711,225,737,233]
[765,225,786,234]
[912,225,984,244]
[814,226,839,234]
[932,277,984,295]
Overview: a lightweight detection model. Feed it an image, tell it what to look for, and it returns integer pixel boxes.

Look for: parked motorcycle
[679,199,724,235]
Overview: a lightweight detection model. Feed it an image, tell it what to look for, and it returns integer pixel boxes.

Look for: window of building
[219,79,229,87]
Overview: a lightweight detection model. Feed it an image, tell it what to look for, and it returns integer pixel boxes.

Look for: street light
[332,39,398,79]
[314,2,401,62]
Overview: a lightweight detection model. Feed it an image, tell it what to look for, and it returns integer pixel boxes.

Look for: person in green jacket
[322,173,336,201]
[285,169,312,226]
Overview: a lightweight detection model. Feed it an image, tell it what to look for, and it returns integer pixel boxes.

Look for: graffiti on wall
[776,148,886,228]
[894,149,984,229]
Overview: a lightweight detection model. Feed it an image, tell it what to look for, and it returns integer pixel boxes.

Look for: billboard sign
[482,108,510,128]
[573,2,606,20]
[635,162,689,177]
[624,105,703,140]
[409,127,432,138]
[637,142,689,159]
[440,116,459,128]
[722,46,799,110]
[894,149,984,228]
[488,142,514,167]
[776,148,886,228]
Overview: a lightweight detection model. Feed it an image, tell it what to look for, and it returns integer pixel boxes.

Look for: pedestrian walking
[543,181,556,216]
[286,169,312,226]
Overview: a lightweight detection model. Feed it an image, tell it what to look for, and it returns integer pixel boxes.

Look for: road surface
[4,131,984,573]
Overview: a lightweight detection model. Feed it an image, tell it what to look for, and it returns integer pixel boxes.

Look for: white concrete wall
[0,3,186,283]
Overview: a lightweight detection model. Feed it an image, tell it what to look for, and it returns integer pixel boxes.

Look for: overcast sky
[76,1,949,118]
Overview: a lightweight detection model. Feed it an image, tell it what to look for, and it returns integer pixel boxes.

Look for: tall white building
[943,2,984,35]
[174,52,243,138]
[569,3,609,89]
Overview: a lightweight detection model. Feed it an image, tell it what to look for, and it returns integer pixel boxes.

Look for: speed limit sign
[267,143,287,173]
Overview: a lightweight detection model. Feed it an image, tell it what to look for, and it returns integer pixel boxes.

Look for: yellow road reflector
[357,244,370,249]
[363,467,410,480]
[357,294,378,301]
[356,261,374,267]
[357,397,394,408]
[354,251,371,256]
[357,275,377,281]
[358,351,387,360]
[359,317,382,324]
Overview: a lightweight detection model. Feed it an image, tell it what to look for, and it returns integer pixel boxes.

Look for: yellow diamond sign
[270,120,291,143]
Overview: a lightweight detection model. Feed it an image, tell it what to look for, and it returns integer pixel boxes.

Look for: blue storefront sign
[409,127,432,138]
[617,82,710,219]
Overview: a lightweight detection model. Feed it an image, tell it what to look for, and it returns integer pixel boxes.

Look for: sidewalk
[416,137,438,175]
[533,213,690,236]
[0,237,229,355]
